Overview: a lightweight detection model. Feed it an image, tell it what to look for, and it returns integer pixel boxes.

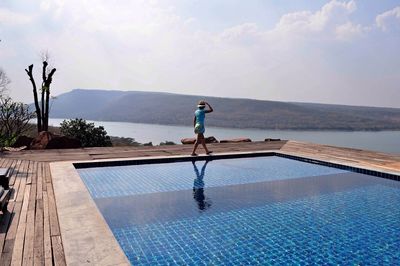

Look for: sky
[0,0,399,108]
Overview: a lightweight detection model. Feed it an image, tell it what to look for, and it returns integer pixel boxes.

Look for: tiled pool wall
[275,153,400,182]
[74,152,400,182]
[73,152,276,168]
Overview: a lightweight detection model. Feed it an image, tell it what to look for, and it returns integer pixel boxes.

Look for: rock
[143,142,153,146]
[3,146,28,152]
[30,131,55,150]
[30,131,81,149]
[181,138,196,144]
[219,138,252,143]
[265,138,281,142]
[46,136,82,149]
[205,136,218,143]
[12,136,34,148]
[181,136,219,144]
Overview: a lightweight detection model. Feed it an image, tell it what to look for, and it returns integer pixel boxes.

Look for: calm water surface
[49,118,400,155]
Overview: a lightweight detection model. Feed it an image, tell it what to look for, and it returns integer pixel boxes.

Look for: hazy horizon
[1,1,400,108]
[54,88,400,109]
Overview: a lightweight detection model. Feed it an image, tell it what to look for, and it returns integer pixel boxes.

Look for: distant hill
[49,89,400,130]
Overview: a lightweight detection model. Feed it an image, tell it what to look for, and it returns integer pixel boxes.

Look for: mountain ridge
[48,89,400,130]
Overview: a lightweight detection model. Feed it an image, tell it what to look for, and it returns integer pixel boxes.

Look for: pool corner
[50,161,130,265]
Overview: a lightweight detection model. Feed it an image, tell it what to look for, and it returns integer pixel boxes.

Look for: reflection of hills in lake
[49,89,400,131]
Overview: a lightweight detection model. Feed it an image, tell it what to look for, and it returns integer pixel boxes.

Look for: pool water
[78,156,400,265]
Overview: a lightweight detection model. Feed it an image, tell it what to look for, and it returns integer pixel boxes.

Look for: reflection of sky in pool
[78,156,347,198]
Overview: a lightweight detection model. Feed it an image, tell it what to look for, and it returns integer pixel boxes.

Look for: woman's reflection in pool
[192,160,212,211]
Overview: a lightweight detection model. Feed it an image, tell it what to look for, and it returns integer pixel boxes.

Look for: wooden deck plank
[7,160,20,186]
[44,164,51,184]
[46,183,60,237]
[22,207,35,266]
[15,178,27,204]
[22,181,37,266]
[36,163,43,201]
[26,161,33,185]
[1,159,13,171]
[31,162,38,185]
[27,183,37,212]
[10,184,31,266]
[51,236,66,266]
[14,160,29,203]
[33,199,44,266]
[9,175,21,203]
[4,202,22,244]
[0,202,15,263]
[42,191,52,266]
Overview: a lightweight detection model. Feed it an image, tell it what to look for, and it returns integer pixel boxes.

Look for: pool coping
[50,150,400,265]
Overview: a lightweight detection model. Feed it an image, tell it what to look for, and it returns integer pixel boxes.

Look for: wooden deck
[0,140,399,265]
[0,159,65,266]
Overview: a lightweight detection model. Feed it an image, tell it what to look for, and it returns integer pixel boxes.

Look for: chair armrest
[0,189,11,212]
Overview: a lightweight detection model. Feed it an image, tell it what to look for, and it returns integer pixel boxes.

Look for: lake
[48,118,400,155]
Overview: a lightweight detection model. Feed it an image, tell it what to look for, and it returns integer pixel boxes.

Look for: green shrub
[60,118,112,147]
[0,96,36,147]
[110,136,141,147]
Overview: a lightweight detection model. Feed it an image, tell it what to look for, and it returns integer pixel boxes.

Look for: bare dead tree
[25,61,56,132]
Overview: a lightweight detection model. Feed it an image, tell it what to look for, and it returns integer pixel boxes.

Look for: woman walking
[191,100,213,156]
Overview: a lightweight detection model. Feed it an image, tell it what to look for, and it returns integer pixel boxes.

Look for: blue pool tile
[109,184,400,265]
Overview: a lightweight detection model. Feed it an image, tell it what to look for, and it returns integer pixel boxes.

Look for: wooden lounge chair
[0,186,10,212]
[0,167,11,189]
[0,167,11,212]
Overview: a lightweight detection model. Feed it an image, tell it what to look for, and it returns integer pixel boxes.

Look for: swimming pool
[77,155,400,265]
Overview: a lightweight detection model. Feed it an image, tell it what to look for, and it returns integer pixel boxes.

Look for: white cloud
[275,0,356,34]
[376,6,400,31]
[335,22,363,40]
[262,0,367,43]
[221,23,259,40]
[2,0,400,108]
[0,8,32,25]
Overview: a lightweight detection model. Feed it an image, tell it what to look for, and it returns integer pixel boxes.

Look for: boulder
[30,131,55,150]
[205,136,219,143]
[181,138,196,144]
[46,136,82,149]
[12,136,34,148]
[30,131,80,149]
[181,136,219,145]
[219,138,252,143]
[265,138,281,142]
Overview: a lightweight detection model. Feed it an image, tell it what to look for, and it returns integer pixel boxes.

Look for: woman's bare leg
[191,134,200,155]
[201,137,210,154]
[192,134,212,155]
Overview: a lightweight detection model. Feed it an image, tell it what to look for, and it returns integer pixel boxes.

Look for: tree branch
[41,62,48,129]
[42,61,48,82]
[43,67,56,131]
[25,64,42,132]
